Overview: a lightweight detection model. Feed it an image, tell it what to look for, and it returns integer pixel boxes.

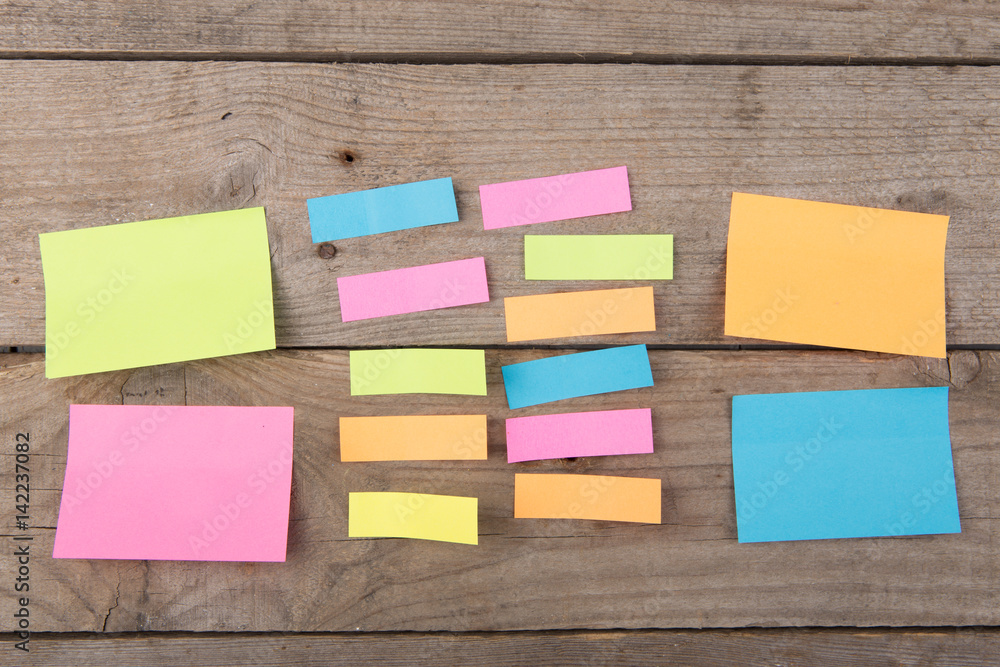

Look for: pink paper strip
[479,166,632,230]
[505,408,653,463]
[53,404,294,562]
[337,257,490,322]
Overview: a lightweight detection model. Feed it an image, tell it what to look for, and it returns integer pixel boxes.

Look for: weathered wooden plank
[0,348,995,632]
[7,628,1000,667]
[1,62,998,349]
[1,2,1000,62]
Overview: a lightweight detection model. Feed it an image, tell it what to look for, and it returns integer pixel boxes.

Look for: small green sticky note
[39,208,276,378]
[524,234,673,280]
[349,492,479,545]
[350,349,487,396]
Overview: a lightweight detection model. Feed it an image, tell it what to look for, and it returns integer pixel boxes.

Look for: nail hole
[333,149,358,165]
[317,243,337,259]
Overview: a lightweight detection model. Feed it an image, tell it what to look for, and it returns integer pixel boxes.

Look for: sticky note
[524,235,673,280]
[350,349,487,396]
[340,415,487,461]
[38,208,275,378]
[308,177,459,242]
[501,344,653,409]
[725,193,949,357]
[349,492,478,545]
[504,287,655,342]
[732,387,960,543]
[506,408,653,463]
[53,404,294,561]
[337,257,489,322]
[514,474,661,523]
[480,166,632,230]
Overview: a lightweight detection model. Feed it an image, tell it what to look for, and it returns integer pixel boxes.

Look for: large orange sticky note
[514,473,661,524]
[504,287,655,342]
[339,415,487,461]
[725,193,948,357]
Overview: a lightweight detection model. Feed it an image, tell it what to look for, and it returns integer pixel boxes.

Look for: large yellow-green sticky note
[525,235,673,280]
[349,349,487,395]
[349,492,479,545]
[39,208,275,378]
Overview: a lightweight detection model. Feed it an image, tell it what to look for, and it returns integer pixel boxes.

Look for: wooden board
[7,628,1000,667]
[1,348,995,633]
[2,2,1000,62]
[2,62,999,349]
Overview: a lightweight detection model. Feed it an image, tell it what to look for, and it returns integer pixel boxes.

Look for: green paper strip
[349,349,487,396]
[524,234,673,280]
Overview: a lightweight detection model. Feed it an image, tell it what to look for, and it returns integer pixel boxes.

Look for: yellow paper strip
[514,473,661,524]
[339,415,488,461]
[348,492,478,545]
[504,287,655,342]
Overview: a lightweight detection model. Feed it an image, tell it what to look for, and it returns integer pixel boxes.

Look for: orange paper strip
[724,193,948,357]
[514,473,661,524]
[504,287,655,342]
[339,415,487,461]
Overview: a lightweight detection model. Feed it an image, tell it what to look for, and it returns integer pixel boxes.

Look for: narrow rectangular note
[350,349,487,396]
[340,415,488,461]
[337,257,489,322]
[308,177,459,242]
[725,192,949,357]
[514,474,661,523]
[480,166,632,230]
[732,387,960,543]
[525,234,673,280]
[506,408,653,463]
[504,287,655,342]
[53,405,294,561]
[349,492,478,545]
[501,344,653,409]
[38,208,275,378]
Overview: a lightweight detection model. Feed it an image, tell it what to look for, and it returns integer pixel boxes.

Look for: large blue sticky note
[732,387,960,543]
[308,177,459,242]
[501,345,653,409]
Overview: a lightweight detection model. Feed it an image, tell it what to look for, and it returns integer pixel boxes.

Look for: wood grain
[1,348,995,633]
[1,2,1000,62]
[1,62,998,348]
[6,628,1000,667]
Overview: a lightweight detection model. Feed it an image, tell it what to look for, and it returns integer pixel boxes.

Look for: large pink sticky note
[337,257,489,322]
[53,404,294,562]
[505,408,653,463]
[479,166,632,230]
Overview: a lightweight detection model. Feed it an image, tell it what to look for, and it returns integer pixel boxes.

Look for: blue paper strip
[308,177,459,242]
[732,387,960,543]
[501,345,653,409]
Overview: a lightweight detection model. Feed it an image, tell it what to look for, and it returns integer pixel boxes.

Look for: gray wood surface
[4,628,1000,667]
[1,62,998,348]
[1,1,1000,62]
[1,349,995,633]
